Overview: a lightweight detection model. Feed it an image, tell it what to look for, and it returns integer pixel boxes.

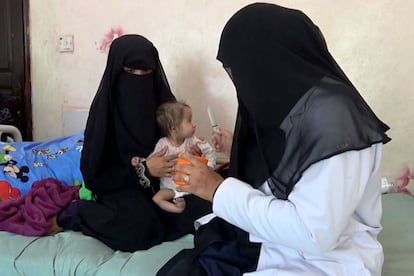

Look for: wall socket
[59,35,74,52]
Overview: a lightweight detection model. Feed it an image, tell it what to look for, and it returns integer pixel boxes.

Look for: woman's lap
[65,189,211,252]
[163,194,212,241]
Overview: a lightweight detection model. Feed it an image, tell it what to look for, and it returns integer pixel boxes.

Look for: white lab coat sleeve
[212,146,377,254]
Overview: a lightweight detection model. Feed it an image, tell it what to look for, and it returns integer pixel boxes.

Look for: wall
[29,0,414,177]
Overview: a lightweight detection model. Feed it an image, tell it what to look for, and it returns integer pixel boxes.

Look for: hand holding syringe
[207,106,233,157]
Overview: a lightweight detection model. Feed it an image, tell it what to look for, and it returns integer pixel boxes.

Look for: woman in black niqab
[158,3,390,275]
[81,34,174,194]
[217,3,390,199]
[60,35,211,252]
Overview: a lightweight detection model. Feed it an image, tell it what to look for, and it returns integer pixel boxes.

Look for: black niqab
[217,3,390,199]
[81,34,175,194]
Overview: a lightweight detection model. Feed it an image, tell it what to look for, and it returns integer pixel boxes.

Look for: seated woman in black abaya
[56,34,211,252]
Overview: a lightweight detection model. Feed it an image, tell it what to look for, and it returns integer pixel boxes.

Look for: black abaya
[62,35,211,252]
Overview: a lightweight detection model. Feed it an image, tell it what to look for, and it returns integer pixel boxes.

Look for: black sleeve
[84,162,159,196]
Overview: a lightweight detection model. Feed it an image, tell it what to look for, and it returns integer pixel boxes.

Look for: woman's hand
[212,128,233,157]
[173,152,224,202]
[145,146,178,177]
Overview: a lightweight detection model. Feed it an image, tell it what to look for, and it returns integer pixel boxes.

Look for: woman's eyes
[123,67,153,75]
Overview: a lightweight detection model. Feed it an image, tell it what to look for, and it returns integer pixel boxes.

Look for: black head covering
[81,34,175,194]
[217,3,390,199]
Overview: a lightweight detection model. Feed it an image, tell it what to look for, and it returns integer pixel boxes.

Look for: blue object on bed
[0,131,84,199]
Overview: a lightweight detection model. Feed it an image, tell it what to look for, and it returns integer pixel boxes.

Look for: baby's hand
[131,156,141,167]
[173,197,186,213]
[187,144,202,156]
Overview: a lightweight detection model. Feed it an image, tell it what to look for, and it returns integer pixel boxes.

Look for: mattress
[0,231,193,275]
[0,193,412,275]
[380,193,414,275]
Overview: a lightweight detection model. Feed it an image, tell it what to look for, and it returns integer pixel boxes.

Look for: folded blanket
[0,178,79,236]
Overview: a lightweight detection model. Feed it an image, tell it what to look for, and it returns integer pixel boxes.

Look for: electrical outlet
[59,35,74,52]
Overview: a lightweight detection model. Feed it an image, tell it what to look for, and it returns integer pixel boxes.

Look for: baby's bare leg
[153,189,186,213]
[46,215,63,236]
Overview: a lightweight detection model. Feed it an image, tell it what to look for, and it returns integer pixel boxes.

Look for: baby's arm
[153,189,186,213]
[132,138,167,166]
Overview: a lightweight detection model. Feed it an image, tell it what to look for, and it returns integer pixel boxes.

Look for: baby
[150,101,215,213]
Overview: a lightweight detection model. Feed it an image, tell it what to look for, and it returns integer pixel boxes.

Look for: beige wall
[29,0,414,177]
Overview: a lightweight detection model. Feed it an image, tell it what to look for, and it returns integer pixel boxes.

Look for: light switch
[59,35,74,52]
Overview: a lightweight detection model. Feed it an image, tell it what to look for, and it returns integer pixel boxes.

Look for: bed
[0,124,413,275]
[0,231,194,275]
[0,193,411,275]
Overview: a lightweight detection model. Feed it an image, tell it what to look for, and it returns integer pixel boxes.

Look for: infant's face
[178,107,196,138]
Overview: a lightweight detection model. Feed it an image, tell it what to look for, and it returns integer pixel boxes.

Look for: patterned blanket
[0,131,84,201]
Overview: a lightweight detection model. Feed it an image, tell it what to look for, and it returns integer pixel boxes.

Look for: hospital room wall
[29,0,414,178]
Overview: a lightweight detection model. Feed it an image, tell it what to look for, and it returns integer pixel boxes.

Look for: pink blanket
[0,178,79,236]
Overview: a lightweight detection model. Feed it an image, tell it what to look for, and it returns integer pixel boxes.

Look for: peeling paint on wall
[99,27,125,54]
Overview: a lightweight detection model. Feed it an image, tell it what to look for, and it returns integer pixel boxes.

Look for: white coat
[210,143,383,275]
